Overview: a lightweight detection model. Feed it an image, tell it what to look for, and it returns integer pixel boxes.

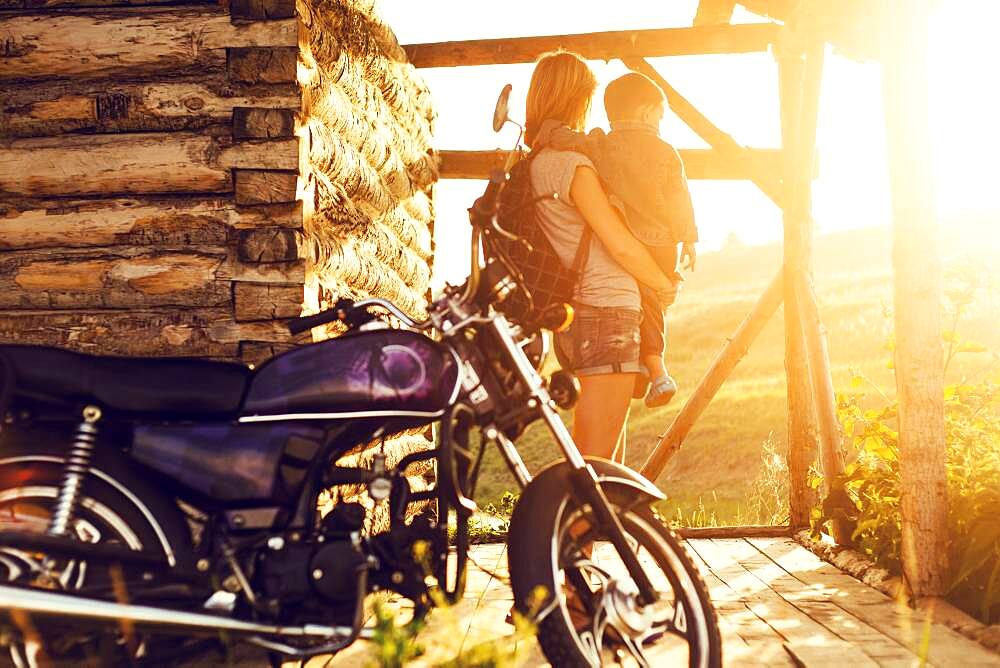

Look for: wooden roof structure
[401,0,951,604]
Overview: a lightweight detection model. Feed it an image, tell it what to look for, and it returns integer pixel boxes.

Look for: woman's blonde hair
[524,50,597,148]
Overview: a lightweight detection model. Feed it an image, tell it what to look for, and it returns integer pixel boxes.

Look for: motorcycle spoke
[58,559,79,590]
[572,558,613,591]
[618,632,652,668]
[563,568,599,614]
[590,602,613,657]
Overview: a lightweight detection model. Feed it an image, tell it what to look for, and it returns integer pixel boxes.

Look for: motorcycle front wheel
[508,479,722,668]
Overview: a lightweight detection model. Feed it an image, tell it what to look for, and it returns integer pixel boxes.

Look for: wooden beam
[402,23,781,68]
[677,525,791,539]
[0,249,230,310]
[783,43,849,544]
[1,0,215,8]
[640,269,784,481]
[623,58,787,204]
[0,198,302,251]
[0,132,298,198]
[437,148,784,181]
[0,308,238,357]
[0,8,296,81]
[883,0,948,597]
[3,80,301,139]
[694,0,738,25]
[233,283,303,321]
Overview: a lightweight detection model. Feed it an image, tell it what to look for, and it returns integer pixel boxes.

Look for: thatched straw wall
[297,0,437,324]
[296,0,439,512]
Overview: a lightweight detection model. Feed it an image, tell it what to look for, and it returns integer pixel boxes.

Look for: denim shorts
[554,304,642,376]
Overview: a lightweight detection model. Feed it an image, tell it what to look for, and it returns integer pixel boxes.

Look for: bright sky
[381,0,1000,290]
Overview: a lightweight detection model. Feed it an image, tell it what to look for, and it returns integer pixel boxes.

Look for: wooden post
[777,48,820,530]
[640,270,784,481]
[777,39,848,541]
[882,0,948,597]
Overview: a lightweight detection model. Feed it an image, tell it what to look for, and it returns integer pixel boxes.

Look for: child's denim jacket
[536,119,698,248]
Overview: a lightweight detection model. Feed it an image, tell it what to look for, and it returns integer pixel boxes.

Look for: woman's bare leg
[573,373,636,459]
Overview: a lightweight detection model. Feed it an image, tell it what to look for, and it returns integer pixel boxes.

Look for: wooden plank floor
[316,537,999,667]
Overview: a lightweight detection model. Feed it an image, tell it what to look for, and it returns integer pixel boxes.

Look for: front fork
[486,317,660,607]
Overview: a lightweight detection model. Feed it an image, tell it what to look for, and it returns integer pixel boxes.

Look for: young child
[536,72,698,407]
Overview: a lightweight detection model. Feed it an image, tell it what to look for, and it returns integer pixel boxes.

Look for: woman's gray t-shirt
[530,149,640,310]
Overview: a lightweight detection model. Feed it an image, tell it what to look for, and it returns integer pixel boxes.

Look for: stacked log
[1,0,306,362]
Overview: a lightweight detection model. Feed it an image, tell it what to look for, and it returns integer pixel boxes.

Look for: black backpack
[494,153,591,320]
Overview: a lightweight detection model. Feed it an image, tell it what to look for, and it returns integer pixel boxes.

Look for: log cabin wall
[0,0,437,369]
[0,0,305,360]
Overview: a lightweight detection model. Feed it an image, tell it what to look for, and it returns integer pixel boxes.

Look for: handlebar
[287,298,427,335]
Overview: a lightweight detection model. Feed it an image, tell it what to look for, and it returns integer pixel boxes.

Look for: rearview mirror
[492,83,513,133]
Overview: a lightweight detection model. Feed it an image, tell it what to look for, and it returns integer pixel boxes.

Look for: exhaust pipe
[0,584,348,640]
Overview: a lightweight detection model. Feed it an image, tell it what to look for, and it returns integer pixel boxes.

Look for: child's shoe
[645,374,678,408]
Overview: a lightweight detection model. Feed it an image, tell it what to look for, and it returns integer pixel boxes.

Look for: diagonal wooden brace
[622,57,786,206]
[640,269,785,481]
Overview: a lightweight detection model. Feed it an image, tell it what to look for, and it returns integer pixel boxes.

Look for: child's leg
[642,301,678,407]
[639,288,668,376]
[643,244,679,379]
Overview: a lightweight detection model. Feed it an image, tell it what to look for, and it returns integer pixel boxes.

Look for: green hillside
[472,217,999,524]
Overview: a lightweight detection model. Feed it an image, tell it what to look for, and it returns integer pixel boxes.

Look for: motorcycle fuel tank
[241,329,461,423]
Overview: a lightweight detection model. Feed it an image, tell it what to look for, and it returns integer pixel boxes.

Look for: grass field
[472,215,999,524]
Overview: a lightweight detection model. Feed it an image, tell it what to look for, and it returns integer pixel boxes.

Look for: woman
[525,51,676,461]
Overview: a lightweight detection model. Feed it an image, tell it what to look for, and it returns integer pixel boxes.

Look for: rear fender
[0,426,193,570]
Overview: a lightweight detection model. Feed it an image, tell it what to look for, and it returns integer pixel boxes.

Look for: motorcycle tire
[0,428,193,667]
[508,479,722,668]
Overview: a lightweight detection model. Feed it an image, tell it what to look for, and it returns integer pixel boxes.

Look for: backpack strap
[523,150,592,293]
[570,226,592,275]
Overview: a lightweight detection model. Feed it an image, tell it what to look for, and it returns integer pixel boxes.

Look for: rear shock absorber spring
[48,405,102,537]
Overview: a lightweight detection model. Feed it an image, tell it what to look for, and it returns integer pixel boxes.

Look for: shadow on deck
[314,537,999,667]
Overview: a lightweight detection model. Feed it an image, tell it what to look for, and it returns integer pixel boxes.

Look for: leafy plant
[449,491,520,544]
[366,533,537,667]
[368,598,426,668]
[813,270,1000,622]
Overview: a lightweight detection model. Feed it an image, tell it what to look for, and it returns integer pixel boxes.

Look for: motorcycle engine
[253,503,368,625]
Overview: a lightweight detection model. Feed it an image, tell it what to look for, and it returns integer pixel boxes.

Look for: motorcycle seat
[0,345,251,418]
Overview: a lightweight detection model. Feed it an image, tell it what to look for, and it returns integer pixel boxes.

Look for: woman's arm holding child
[570,165,676,297]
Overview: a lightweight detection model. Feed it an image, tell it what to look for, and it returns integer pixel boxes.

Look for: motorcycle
[0,86,721,667]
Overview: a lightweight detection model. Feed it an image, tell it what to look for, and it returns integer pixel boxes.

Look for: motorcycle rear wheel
[509,486,722,668]
[0,458,189,667]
